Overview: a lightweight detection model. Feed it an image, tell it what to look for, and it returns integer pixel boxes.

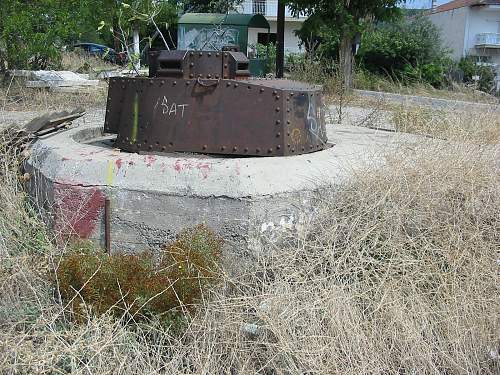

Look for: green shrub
[458,56,496,93]
[56,225,223,326]
[254,42,277,75]
[359,16,446,73]
[358,16,451,88]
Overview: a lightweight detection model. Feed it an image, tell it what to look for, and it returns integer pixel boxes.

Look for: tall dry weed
[172,142,499,374]
[392,105,500,143]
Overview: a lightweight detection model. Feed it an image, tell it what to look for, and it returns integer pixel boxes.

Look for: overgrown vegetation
[293,14,498,95]
[0,0,178,71]
[1,99,499,372]
[0,80,108,112]
[57,226,223,326]
[287,0,402,88]
[358,16,451,88]
[458,56,497,93]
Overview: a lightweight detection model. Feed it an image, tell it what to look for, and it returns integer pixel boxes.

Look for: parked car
[73,43,127,65]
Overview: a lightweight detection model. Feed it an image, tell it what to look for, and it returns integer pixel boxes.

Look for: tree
[0,0,97,69]
[182,0,243,13]
[287,0,404,88]
[0,0,177,70]
[107,1,178,72]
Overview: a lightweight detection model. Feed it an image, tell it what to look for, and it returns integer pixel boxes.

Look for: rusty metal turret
[104,50,328,156]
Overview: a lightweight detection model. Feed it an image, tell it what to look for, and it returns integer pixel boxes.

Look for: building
[428,0,500,66]
[235,0,307,53]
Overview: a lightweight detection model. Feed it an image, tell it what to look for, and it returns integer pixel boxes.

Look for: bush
[358,16,451,87]
[1,9,63,70]
[458,56,496,93]
[359,16,446,73]
[254,42,277,75]
[56,225,223,326]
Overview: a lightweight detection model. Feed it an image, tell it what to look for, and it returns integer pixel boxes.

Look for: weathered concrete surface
[25,113,420,255]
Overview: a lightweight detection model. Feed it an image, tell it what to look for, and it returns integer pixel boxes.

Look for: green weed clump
[56,225,223,325]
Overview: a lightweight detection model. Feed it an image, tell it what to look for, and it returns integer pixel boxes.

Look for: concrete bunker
[25,50,405,255]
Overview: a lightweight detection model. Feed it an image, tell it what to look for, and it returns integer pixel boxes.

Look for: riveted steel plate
[104,50,328,157]
[105,77,327,157]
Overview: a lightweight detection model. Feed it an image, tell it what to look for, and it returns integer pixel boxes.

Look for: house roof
[178,13,270,29]
[434,0,500,13]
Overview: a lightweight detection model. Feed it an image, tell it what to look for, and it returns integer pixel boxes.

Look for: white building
[236,0,307,53]
[429,0,500,66]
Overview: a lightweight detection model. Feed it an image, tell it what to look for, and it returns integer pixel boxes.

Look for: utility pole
[276,0,285,78]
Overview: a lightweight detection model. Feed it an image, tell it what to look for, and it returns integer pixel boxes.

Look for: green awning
[178,13,270,29]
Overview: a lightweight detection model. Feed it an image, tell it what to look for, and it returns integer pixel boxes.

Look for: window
[258,32,276,45]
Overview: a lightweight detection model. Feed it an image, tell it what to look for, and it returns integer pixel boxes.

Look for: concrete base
[26,116,417,255]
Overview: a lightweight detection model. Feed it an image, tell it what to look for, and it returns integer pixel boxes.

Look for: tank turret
[104,50,328,156]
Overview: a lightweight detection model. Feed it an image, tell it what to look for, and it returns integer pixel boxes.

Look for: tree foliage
[287,0,403,37]
[359,16,446,74]
[0,0,97,69]
[183,0,243,13]
[287,0,405,87]
[0,0,178,70]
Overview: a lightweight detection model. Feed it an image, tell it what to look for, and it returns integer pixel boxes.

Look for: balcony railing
[252,0,266,14]
[476,33,500,47]
[238,0,306,19]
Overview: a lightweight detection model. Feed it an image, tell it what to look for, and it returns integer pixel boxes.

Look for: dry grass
[392,105,500,143]
[61,51,118,74]
[354,69,499,105]
[0,104,499,373]
[0,51,113,113]
[0,79,107,113]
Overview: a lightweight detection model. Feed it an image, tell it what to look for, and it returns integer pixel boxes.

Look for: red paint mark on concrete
[174,160,211,179]
[197,163,211,179]
[53,184,105,242]
[144,155,156,167]
[115,158,123,170]
[174,159,185,172]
